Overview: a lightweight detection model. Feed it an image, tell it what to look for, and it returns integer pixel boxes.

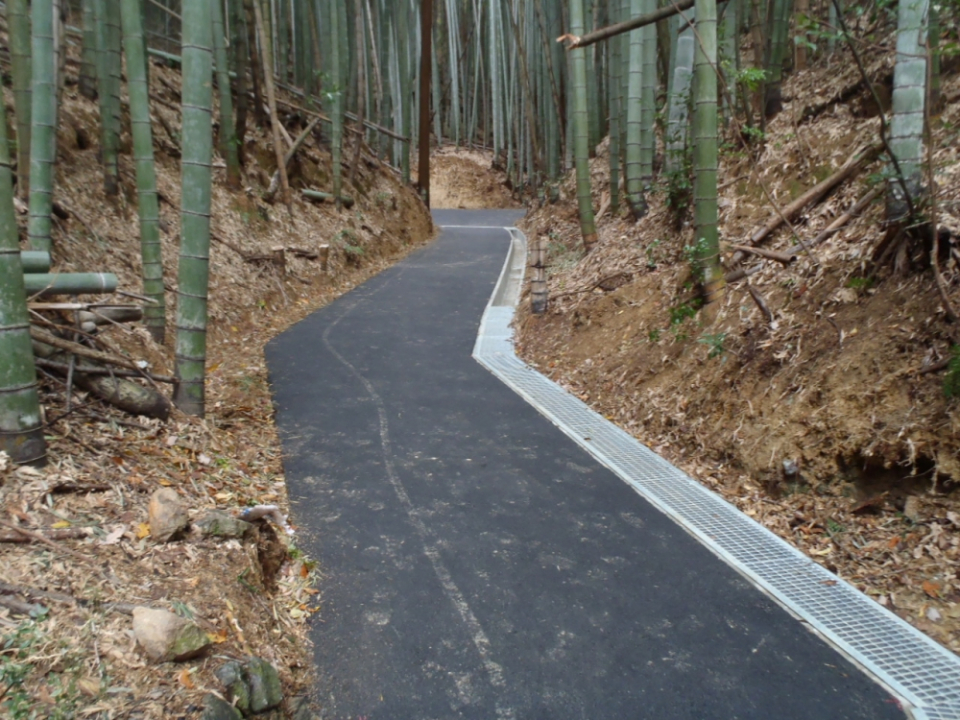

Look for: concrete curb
[473,226,960,720]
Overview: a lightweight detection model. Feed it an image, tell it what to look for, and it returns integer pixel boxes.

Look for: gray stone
[215,661,250,715]
[246,656,282,713]
[132,606,212,662]
[215,656,282,715]
[202,693,243,720]
[196,511,254,539]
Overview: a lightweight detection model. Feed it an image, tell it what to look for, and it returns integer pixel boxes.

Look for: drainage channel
[472,227,960,720]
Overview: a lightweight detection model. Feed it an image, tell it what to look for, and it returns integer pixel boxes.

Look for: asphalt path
[266,210,904,719]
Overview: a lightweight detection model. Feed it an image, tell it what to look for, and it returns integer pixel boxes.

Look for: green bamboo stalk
[23,273,119,295]
[230,0,251,163]
[211,0,242,189]
[887,0,928,220]
[929,1,940,112]
[79,0,99,99]
[624,0,646,218]
[27,0,57,253]
[693,0,724,318]
[331,0,345,206]
[397,0,412,183]
[608,0,623,215]
[665,10,694,175]
[0,82,46,465]
[94,0,123,195]
[8,0,33,199]
[639,0,656,189]
[764,0,789,116]
[19,252,52,273]
[569,0,597,252]
[120,0,166,342]
[720,0,739,120]
[174,0,215,417]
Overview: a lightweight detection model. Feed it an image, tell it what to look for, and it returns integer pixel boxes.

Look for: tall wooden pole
[418,0,433,206]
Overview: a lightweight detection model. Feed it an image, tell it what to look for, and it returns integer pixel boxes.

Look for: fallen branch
[0,527,94,543]
[746,283,777,326]
[0,595,45,617]
[0,581,148,617]
[562,0,695,48]
[30,327,144,373]
[302,189,355,208]
[264,116,322,203]
[34,358,176,384]
[728,244,795,265]
[0,521,93,564]
[789,186,882,258]
[733,142,883,263]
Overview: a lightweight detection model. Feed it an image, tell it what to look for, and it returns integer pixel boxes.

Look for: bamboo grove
[0,0,946,464]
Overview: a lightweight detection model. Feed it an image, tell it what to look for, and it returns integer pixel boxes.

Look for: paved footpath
[266,210,904,720]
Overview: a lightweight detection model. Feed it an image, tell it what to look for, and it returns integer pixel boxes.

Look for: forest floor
[511,52,960,655]
[0,50,433,719]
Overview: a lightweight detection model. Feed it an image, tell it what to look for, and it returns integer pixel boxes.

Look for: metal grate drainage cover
[472,228,960,720]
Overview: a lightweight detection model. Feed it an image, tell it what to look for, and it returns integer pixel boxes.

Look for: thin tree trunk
[418,0,433,205]
[253,0,291,209]
[174,0,215,417]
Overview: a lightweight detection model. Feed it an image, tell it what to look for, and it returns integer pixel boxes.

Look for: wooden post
[531,232,548,314]
[418,0,433,206]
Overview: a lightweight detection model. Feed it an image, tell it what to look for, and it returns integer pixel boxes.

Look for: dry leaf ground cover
[1,49,433,718]
[515,47,960,653]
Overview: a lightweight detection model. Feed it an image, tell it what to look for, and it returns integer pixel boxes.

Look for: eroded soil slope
[516,56,960,652]
[0,52,432,718]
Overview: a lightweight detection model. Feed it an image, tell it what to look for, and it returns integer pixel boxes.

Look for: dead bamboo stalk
[252,0,290,211]
[746,283,777,326]
[790,186,882,257]
[264,116,321,202]
[733,143,883,264]
[29,327,148,374]
[728,244,795,265]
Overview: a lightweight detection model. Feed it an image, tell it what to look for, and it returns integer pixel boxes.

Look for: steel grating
[472,227,960,720]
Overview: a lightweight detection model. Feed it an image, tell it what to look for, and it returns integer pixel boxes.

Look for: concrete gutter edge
[472,225,960,720]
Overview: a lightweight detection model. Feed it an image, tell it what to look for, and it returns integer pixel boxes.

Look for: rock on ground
[216,656,283,715]
[148,487,189,542]
[132,606,212,662]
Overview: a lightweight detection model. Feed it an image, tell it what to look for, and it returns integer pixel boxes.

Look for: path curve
[267,210,905,719]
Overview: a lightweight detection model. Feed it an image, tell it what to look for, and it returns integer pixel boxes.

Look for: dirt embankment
[516,57,960,651]
[424,146,522,209]
[1,53,432,718]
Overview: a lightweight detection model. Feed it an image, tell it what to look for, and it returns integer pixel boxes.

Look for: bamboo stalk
[0,78,46,466]
[173,0,215,417]
[120,0,166,342]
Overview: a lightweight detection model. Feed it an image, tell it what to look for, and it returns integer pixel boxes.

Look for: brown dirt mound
[424,147,520,209]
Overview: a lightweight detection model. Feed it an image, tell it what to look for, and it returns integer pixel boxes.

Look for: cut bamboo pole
[23,273,118,296]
